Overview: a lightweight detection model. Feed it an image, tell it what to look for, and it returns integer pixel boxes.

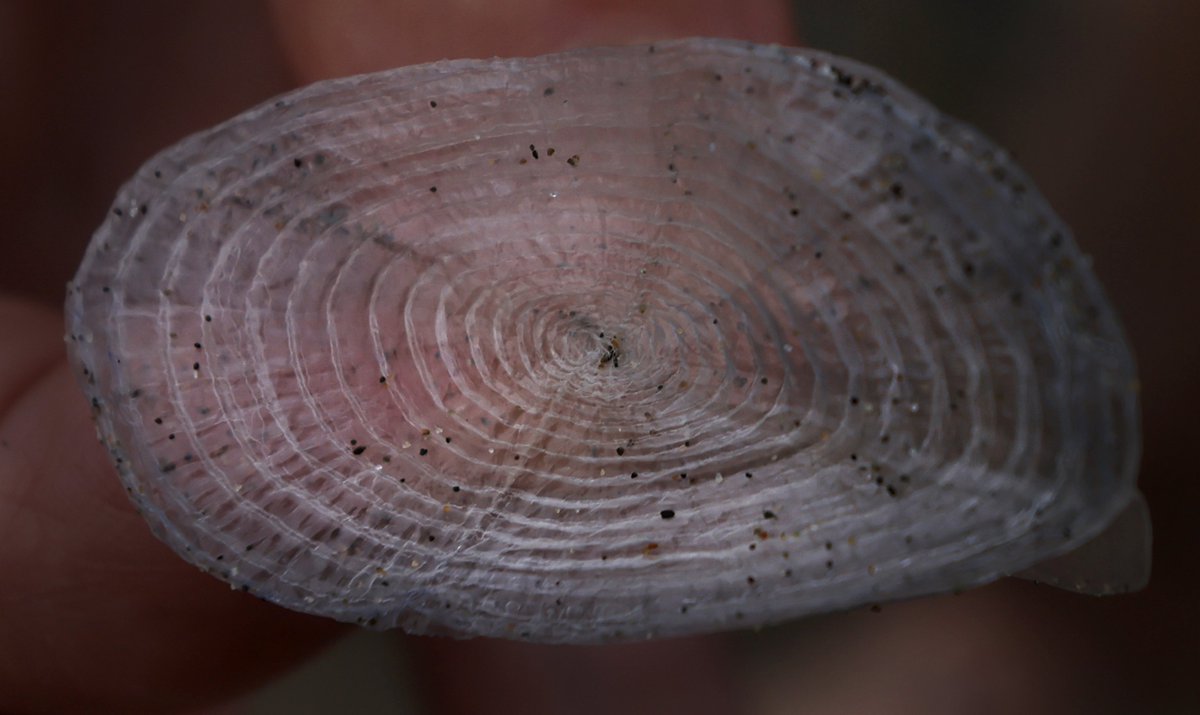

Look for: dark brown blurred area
[2,1,1196,713]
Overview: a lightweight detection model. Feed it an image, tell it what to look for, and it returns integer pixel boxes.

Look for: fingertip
[268,0,797,82]
[0,306,345,712]
[407,634,741,715]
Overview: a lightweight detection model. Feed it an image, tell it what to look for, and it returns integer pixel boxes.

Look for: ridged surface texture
[65,38,1140,642]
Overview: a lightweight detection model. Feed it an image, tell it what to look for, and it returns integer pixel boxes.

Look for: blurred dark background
[2,1,1197,713]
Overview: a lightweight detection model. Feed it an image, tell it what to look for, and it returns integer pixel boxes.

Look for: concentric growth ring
[65,38,1140,642]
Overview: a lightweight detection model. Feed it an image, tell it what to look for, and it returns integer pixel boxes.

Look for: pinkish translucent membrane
[66,38,1145,642]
